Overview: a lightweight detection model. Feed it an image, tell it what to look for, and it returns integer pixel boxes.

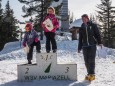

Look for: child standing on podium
[41,7,59,53]
[22,23,41,64]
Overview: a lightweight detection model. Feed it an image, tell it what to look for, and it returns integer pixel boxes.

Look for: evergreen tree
[69,11,74,24]
[90,14,97,23]
[0,0,2,24]
[96,0,115,48]
[3,0,18,41]
[0,0,4,51]
[0,0,18,51]
[0,0,3,32]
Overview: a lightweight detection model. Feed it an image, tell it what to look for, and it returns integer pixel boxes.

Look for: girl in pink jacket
[42,7,59,53]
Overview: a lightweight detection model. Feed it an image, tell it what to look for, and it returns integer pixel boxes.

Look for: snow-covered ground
[0,36,115,86]
[0,41,22,56]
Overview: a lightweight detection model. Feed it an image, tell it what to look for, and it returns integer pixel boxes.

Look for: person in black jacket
[78,14,102,81]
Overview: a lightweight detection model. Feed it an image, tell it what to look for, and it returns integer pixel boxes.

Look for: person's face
[82,17,89,24]
[48,9,54,14]
[25,27,29,32]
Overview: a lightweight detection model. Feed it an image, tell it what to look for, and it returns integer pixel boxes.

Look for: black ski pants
[44,32,57,51]
[27,41,41,61]
[83,45,96,75]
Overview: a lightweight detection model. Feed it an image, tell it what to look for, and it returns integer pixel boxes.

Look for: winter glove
[35,38,39,42]
[22,42,26,47]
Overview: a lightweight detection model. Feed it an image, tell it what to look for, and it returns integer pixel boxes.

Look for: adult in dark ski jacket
[41,7,59,53]
[23,23,41,64]
[78,14,102,81]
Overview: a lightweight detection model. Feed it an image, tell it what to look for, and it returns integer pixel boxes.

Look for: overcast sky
[1,0,115,22]
[68,0,115,19]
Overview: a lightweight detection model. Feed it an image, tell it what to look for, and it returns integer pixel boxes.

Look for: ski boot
[28,60,32,64]
[37,50,41,53]
[85,75,89,80]
[46,50,50,53]
[85,74,95,81]
[88,74,95,81]
[53,49,57,53]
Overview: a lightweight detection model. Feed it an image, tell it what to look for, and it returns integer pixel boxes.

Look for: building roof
[69,18,83,29]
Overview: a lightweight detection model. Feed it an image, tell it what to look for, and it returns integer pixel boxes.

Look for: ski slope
[0,37,115,86]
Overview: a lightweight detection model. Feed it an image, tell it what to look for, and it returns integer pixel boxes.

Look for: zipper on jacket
[86,26,89,45]
[93,36,97,42]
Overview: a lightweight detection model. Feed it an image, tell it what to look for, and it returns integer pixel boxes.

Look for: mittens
[35,38,39,42]
[23,42,26,47]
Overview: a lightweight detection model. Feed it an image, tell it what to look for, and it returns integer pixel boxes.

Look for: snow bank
[0,41,22,55]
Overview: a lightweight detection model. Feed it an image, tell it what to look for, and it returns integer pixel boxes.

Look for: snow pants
[83,45,96,75]
[44,32,57,51]
[27,41,41,61]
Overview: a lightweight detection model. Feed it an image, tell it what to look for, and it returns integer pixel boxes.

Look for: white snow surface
[0,36,115,86]
[0,41,22,55]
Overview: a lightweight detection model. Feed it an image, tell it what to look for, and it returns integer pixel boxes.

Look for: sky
[68,0,115,19]
[1,0,115,22]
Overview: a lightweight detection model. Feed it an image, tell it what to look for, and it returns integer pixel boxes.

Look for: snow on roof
[69,18,83,29]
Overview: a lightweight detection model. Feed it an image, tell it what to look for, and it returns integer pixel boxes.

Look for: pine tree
[96,0,115,48]
[0,0,4,51]
[0,0,2,24]
[90,14,97,23]
[3,0,18,41]
[69,12,74,24]
[0,0,18,51]
[0,0,3,32]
